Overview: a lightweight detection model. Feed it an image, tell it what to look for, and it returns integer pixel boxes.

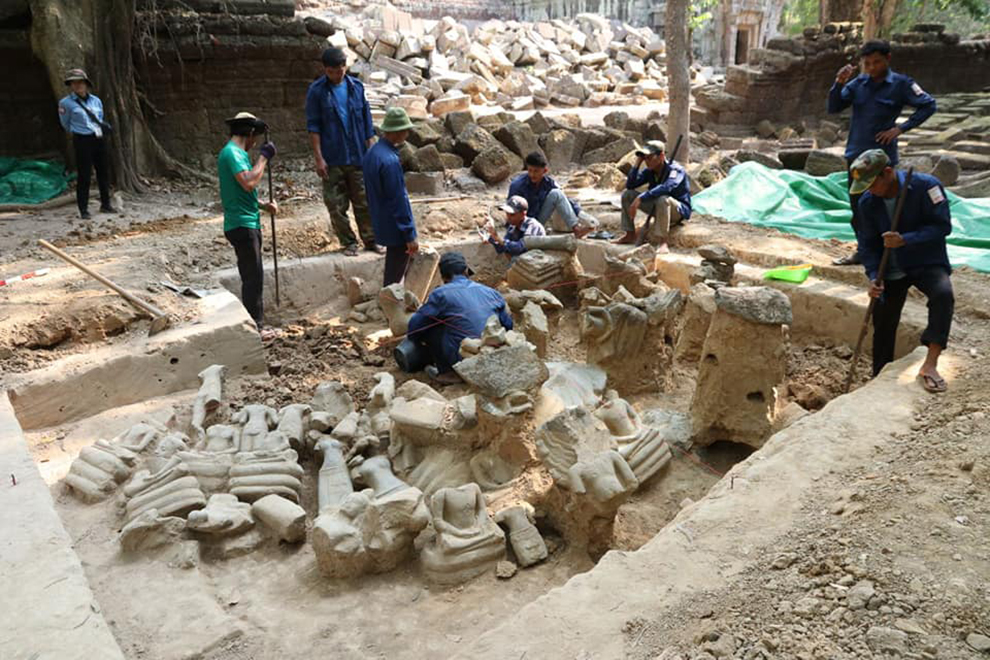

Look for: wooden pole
[38,239,165,319]
[844,167,915,392]
[266,130,280,308]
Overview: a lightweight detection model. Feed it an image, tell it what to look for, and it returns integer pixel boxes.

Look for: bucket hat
[380,107,414,133]
[635,140,666,158]
[224,111,269,135]
[64,69,92,86]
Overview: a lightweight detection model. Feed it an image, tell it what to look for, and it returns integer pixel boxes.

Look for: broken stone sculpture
[578,286,612,309]
[113,421,165,452]
[228,448,304,503]
[516,301,549,358]
[538,362,607,421]
[503,289,564,317]
[506,249,568,291]
[187,493,254,537]
[580,302,650,390]
[310,381,355,429]
[123,461,207,524]
[316,436,354,512]
[674,283,717,362]
[419,482,507,584]
[536,407,639,507]
[367,372,396,438]
[174,449,234,494]
[197,424,240,453]
[119,509,187,552]
[191,364,226,442]
[454,322,549,399]
[351,454,412,499]
[311,485,430,578]
[494,503,547,567]
[595,392,671,484]
[601,253,655,298]
[378,283,421,336]
[274,403,312,450]
[403,245,440,303]
[521,234,577,253]
[690,286,792,449]
[64,440,139,503]
[252,494,307,543]
[231,404,278,452]
[469,450,518,492]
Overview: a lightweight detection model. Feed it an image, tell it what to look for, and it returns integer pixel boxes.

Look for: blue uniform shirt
[305,75,375,167]
[507,173,581,218]
[827,69,936,165]
[58,93,105,136]
[857,171,951,282]
[490,216,546,256]
[407,275,514,373]
[362,139,416,247]
[626,160,692,220]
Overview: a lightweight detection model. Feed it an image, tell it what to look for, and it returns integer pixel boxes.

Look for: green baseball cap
[380,107,414,133]
[849,149,890,195]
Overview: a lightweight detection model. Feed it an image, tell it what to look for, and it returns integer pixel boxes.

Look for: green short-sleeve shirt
[218,141,260,232]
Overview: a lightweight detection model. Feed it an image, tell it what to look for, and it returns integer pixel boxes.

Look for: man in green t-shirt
[218,112,278,337]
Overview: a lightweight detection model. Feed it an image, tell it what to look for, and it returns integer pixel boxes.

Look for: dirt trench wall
[695,32,990,130]
[134,11,325,161]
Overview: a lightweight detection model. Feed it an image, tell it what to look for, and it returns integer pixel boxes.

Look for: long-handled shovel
[844,167,914,392]
[266,131,280,307]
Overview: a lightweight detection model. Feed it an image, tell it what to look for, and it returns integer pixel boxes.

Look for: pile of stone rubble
[302,5,669,118]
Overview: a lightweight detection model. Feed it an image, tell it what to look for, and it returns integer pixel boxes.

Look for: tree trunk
[820,0,863,23]
[28,0,208,192]
[665,0,691,167]
[863,0,901,39]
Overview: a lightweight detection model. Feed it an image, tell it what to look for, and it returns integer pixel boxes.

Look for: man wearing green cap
[851,148,953,392]
[218,112,279,339]
[363,107,419,287]
[616,140,692,249]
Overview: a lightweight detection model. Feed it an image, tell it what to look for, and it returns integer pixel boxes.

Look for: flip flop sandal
[343,244,360,257]
[918,373,947,393]
[260,328,282,342]
[588,230,615,240]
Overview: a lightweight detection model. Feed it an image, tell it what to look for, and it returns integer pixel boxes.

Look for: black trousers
[225,227,264,328]
[73,133,111,213]
[383,245,410,287]
[872,266,954,376]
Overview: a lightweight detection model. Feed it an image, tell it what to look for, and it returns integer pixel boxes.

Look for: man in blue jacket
[616,140,691,249]
[486,195,546,257]
[827,40,936,266]
[306,47,379,257]
[852,149,953,392]
[406,252,514,383]
[363,107,418,286]
[508,152,596,237]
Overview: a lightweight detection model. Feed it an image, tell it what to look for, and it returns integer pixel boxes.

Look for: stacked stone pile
[396,107,668,186]
[303,6,669,118]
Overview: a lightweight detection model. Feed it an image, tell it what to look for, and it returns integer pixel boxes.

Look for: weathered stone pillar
[690,286,792,449]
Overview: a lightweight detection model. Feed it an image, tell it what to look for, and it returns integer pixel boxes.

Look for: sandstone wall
[695,25,990,130]
[0,31,65,158]
[134,11,325,161]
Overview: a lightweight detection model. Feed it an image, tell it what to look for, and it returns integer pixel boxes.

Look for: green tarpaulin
[0,157,71,206]
[693,161,990,273]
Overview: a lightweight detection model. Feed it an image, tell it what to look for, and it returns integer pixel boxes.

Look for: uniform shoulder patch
[927,186,945,205]
[58,105,66,115]
[911,82,925,96]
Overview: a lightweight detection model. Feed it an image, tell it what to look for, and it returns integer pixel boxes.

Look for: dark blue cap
[439,251,473,278]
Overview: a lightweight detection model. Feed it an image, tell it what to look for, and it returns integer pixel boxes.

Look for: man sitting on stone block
[508,152,597,238]
[485,195,546,257]
[616,140,692,250]
[406,252,513,384]
[852,149,953,393]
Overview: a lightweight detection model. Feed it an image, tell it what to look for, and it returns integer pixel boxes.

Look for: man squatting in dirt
[217,112,279,340]
[850,149,954,393]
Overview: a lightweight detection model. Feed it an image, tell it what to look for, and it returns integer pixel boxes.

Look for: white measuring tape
[0,268,49,287]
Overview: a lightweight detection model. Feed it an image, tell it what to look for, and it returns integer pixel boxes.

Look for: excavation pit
[4,236,934,660]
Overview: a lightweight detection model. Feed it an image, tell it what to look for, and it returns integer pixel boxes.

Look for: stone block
[445,110,475,137]
[411,144,445,172]
[252,494,306,543]
[932,155,960,186]
[495,121,544,159]
[582,137,638,165]
[736,150,783,169]
[431,92,471,118]
[804,149,847,176]
[471,146,520,185]
[405,171,444,195]
[454,124,502,164]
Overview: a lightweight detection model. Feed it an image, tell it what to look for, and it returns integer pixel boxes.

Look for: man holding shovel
[218,112,279,339]
[852,149,953,392]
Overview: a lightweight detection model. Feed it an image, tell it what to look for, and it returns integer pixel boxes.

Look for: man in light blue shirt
[58,68,114,219]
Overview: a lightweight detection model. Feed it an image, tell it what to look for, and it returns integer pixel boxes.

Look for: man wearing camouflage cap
[616,140,692,249]
[851,148,953,392]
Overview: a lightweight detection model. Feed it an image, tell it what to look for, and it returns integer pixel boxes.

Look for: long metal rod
[38,239,166,319]
[266,131,280,308]
[844,167,915,392]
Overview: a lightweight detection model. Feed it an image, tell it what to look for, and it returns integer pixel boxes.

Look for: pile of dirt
[785,342,869,411]
[627,351,990,660]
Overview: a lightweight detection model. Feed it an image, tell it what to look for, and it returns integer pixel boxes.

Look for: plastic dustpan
[764,263,813,284]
